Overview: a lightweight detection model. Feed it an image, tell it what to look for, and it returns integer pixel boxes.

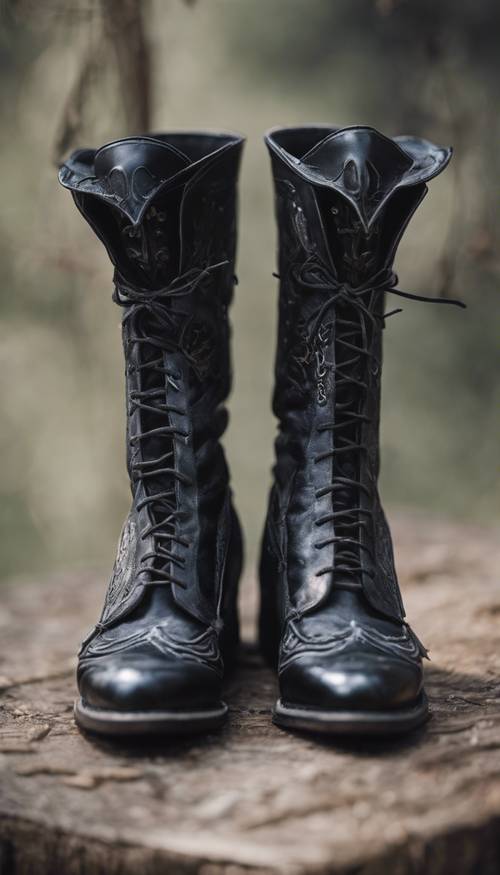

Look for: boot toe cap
[78,651,222,713]
[280,654,423,712]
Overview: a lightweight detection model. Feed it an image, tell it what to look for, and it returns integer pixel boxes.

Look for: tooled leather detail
[314,322,333,406]
[275,179,312,253]
[279,618,423,672]
[121,205,171,276]
[287,309,334,406]
[114,182,232,387]
[105,165,161,203]
[60,164,163,209]
[100,515,138,624]
[83,623,223,675]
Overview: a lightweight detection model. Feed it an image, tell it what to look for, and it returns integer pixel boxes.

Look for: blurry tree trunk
[52,0,152,163]
[100,0,151,134]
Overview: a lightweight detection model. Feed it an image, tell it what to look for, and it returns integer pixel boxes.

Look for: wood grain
[1,512,500,874]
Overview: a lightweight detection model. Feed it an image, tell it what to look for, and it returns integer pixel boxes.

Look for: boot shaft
[59,133,244,626]
[265,126,452,619]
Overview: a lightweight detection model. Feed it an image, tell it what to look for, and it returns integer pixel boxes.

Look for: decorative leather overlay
[275,178,312,253]
[314,322,333,406]
[84,623,223,676]
[279,618,422,672]
[100,515,138,624]
[106,165,160,203]
[272,127,452,231]
[121,205,171,277]
[290,316,334,406]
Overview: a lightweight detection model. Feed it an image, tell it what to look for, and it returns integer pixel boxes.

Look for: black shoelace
[113,261,227,589]
[292,253,465,591]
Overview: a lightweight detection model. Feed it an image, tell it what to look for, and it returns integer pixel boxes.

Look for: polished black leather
[59,132,244,718]
[260,125,452,718]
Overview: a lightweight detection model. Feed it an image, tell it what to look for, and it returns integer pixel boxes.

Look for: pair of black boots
[60,124,460,737]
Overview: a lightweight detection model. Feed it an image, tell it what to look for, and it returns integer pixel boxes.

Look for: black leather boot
[260,125,463,735]
[59,132,244,735]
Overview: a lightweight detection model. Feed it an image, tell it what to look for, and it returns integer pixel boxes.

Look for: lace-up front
[113,262,227,589]
[259,126,461,731]
[293,253,464,592]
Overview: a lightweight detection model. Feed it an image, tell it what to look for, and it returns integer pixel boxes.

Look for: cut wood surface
[1,512,500,875]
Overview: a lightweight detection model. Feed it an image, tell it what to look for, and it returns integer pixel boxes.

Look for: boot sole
[273,692,429,736]
[74,698,228,736]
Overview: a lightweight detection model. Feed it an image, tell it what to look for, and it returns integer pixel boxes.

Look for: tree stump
[1,512,500,875]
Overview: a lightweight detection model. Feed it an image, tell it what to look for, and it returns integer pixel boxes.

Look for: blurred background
[0,0,498,583]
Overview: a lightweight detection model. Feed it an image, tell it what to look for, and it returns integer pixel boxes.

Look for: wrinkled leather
[260,125,449,713]
[60,132,244,713]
